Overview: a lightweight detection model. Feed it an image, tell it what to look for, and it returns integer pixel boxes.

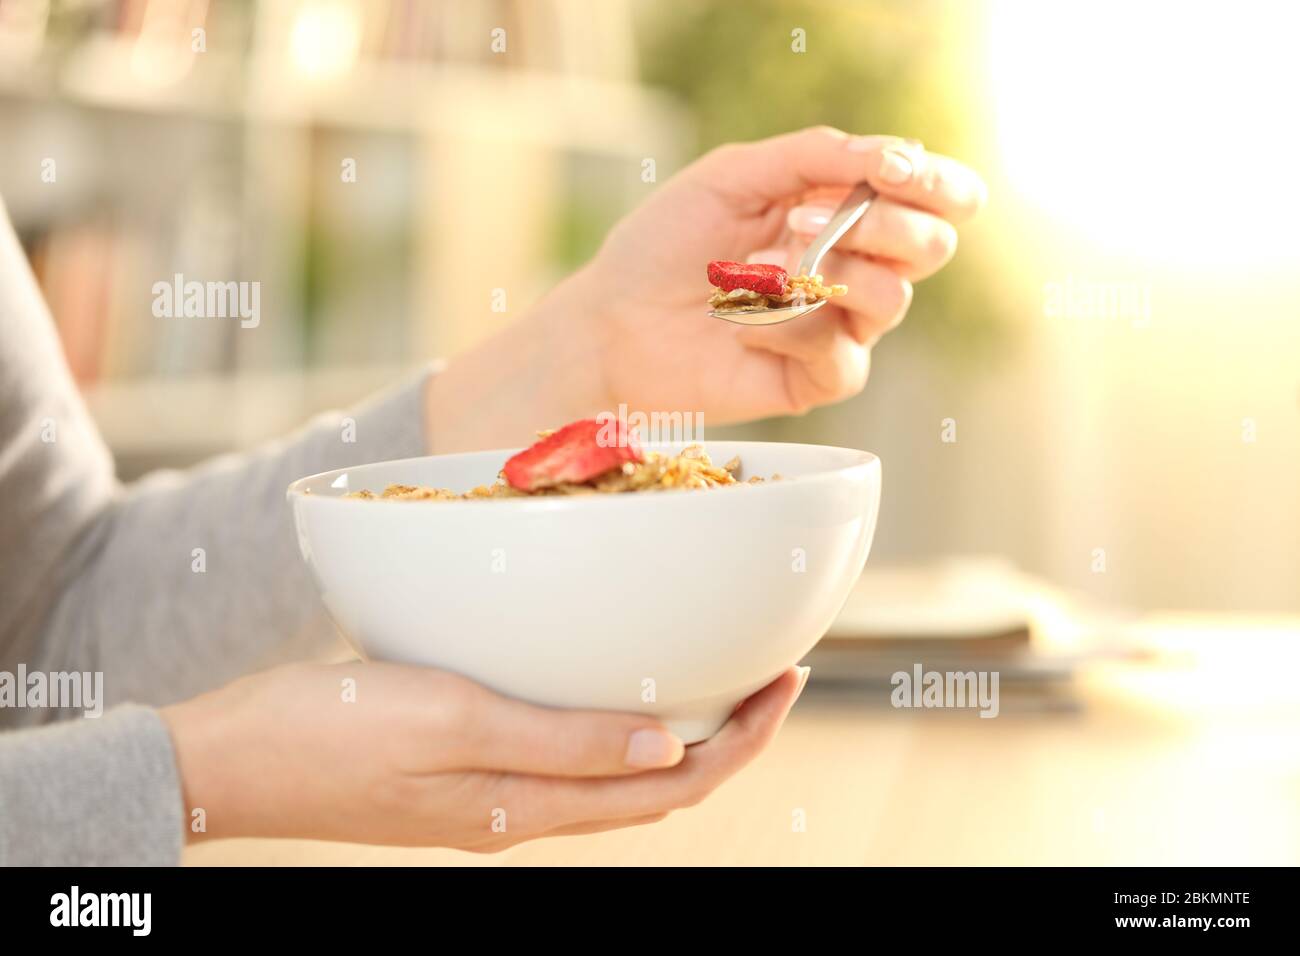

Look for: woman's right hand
[161,661,806,850]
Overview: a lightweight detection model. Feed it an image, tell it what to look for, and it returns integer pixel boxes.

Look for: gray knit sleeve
[0,194,434,865]
[0,706,183,866]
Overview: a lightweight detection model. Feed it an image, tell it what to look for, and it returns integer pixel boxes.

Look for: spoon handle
[796,182,877,277]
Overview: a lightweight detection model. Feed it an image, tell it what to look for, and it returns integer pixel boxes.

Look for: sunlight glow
[987,0,1300,268]
[290,0,362,79]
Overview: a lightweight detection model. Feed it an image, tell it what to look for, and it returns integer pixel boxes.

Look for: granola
[709,272,848,313]
[346,445,773,501]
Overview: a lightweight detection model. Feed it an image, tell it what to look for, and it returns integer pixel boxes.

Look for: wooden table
[186,614,1300,866]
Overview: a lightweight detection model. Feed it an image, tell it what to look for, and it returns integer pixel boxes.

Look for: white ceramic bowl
[288,441,881,742]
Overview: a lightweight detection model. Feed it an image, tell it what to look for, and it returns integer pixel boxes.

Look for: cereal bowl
[287,441,881,742]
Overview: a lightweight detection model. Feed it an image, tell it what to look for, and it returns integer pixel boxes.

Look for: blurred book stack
[805,558,1138,712]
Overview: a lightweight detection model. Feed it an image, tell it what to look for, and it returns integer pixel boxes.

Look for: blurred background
[1,0,1297,615]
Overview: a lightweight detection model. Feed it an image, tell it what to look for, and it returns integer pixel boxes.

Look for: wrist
[160,686,254,844]
[424,264,614,455]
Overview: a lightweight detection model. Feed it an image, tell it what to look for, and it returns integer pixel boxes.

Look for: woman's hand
[162,662,806,850]
[426,126,985,453]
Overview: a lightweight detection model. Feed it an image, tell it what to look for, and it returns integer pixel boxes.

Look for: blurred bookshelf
[0,0,689,470]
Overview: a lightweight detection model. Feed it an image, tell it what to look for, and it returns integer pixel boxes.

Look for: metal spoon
[709,181,878,326]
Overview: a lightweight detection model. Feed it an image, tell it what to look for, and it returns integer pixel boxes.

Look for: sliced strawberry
[503,418,643,492]
[707,260,788,296]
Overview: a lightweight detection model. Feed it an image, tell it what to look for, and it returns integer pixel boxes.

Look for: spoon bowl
[709,297,829,326]
[709,181,876,327]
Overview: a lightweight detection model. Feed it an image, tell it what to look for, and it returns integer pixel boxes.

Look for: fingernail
[795,665,812,701]
[746,248,788,268]
[878,148,913,185]
[625,728,685,769]
[786,205,833,235]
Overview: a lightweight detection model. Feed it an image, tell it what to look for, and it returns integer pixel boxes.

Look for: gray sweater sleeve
[0,199,433,864]
[0,707,184,866]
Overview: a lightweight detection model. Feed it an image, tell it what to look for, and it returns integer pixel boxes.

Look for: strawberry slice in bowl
[503,418,643,492]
